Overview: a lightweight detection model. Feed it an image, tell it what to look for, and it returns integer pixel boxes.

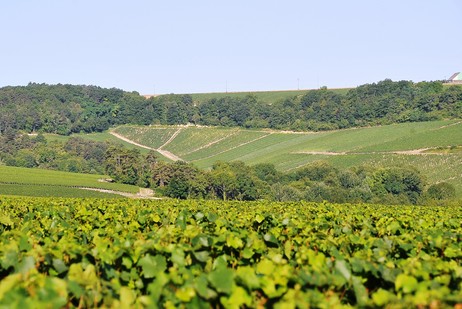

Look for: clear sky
[1,1,461,94]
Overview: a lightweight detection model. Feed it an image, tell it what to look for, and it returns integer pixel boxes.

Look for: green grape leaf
[52,258,68,274]
[19,236,32,252]
[352,276,368,306]
[175,286,196,302]
[227,234,244,249]
[255,214,265,224]
[193,251,210,263]
[68,280,84,298]
[263,233,279,245]
[208,267,234,294]
[18,256,35,275]
[236,266,260,289]
[220,286,252,308]
[256,259,274,276]
[171,248,186,267]
[119,287,136,308]
[395,274,418,293]
[335,260,351,281]
[372,288,395,306]
[147,272,169,303]
[138,254,167,279]
[0,215,13,226]
[195,274,217,300]
[1,250,18,270]
[0,274,21,299]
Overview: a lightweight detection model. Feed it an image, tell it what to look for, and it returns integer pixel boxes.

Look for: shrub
[426,182,456,200]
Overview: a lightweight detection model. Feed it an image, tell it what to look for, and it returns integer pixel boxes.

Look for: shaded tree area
[195,80,462,131]
[1,81,462,135]
[0,83,194,135]
[0,132,108,174]
[101,145,450,205]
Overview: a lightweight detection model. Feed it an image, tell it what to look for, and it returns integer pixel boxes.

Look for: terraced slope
[110,120,462,196]
[45,132,172,162]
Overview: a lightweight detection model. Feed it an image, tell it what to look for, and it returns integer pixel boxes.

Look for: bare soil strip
[159,128,183,150]
[109,131,156,151]
[294,151,347,156]
[294,148,443,156]
[437,120,462,129]
[156,149,183,162]
[79,187,161,199]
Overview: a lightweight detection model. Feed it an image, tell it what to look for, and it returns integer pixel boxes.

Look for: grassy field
[187,88,351,105]
[0,165,140,198]
[110,120,462,196]
[0,184,121,198]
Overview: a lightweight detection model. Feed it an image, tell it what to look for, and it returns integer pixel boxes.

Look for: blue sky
[1,1,461,94]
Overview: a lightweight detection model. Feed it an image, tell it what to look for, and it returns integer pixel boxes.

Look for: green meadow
[0,165,140,198]
[0,184,120,198]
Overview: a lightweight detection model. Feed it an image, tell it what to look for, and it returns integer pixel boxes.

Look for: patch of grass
[0,184,121,198]
[354,121,462,152]
[0,166,140,193]
[187,88,351,105]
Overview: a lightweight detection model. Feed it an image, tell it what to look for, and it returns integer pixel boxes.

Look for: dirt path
[389,148,433,155]
[109,131,184,161]
[438,120,462,129]
[294,148,443,156]
[109,131,156,151]
[79,187,162,199]
[159,128,182,149]
[156,149,183,162]
[295,151,347,156]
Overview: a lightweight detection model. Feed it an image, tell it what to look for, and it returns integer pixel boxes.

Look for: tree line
[103,145,455,205]
[1,80,461,134]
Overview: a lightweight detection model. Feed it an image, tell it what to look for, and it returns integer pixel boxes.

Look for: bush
[426,182,456,200]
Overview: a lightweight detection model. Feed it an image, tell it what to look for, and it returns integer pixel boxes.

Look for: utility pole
[297,78,300,90]
[226,80,228,93]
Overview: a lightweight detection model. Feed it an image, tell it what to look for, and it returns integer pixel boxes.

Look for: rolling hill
[109,120,462,196]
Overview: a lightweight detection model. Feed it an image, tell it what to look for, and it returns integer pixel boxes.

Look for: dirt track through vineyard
[109,131,183,161]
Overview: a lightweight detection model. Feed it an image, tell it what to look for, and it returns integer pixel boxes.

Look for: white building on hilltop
[447,72,462,84]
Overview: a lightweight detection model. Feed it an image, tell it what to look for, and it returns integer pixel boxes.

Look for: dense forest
[0,80,461,134]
